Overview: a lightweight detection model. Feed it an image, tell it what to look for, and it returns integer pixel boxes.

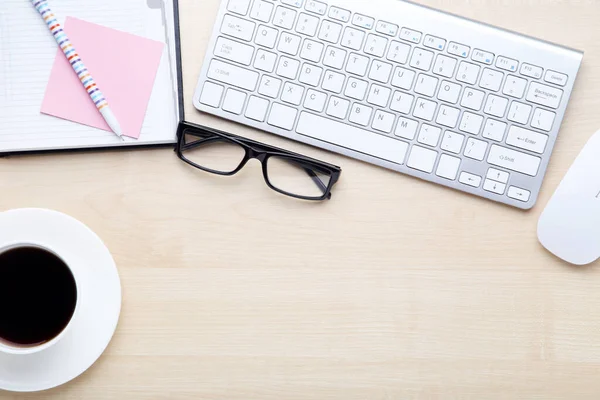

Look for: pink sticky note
[41,17,165,139]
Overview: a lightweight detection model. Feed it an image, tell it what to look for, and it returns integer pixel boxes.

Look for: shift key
[487,145,541,176]
[207,59,259,91]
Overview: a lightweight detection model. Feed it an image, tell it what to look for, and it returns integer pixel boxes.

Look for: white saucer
[0,209,121,392]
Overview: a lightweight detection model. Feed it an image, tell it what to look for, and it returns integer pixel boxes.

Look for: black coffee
[0,246,77,347]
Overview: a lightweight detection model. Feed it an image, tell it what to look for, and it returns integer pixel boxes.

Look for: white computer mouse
[538,129,600,265]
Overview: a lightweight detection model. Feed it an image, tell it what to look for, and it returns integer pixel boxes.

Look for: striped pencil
[32,0,125,140]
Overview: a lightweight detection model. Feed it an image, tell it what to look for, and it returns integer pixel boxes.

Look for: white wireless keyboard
[193,0,583,209]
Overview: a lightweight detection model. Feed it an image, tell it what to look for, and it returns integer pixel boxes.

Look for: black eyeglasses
[176,122,342,201]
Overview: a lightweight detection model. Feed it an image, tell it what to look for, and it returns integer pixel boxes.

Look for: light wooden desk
[2,1,600,398]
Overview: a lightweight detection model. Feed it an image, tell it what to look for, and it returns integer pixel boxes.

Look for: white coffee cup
[0,241,81,356]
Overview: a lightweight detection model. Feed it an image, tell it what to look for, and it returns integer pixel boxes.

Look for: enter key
[506,126,549,154]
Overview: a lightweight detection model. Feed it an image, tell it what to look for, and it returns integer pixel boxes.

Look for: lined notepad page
[0,0,178,153]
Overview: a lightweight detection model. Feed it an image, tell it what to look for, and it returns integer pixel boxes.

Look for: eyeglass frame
[175,122,342,201]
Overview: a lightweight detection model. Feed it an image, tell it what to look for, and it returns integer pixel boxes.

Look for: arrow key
[486,168,509,184]
[483,178,506,195]
[508,186,531,202]
[459,172,482,188]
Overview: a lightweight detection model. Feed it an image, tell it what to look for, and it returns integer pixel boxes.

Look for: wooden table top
[2,0,600,398]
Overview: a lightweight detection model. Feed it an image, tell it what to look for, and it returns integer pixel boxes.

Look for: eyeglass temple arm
[302,167,328,193]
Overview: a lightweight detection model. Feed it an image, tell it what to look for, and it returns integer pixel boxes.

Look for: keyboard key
[521,63,543,79]
[273,6,297,29]
[487,145,541,176]
[250,0,274,22]
[413,98,437,121]
[245,96,269,121]
[432,55,457,78]
[410,48,434,71]
[459,172,481,187]
[436,154,461,180]
[390,91,414,114]
[227,0,251,15]
[483,95,508,117]
[479,68,504,91]
[214,37,254,65]
[300,39,324,62]
[394,117,419,140]
[435,105,460,128]
[323,46,347,69]
[441,131,465,154]
[407,146,438,173]
[367,84,391,107]
[456,61,480,85]
[207,59,259,91]
[471,49,494,64]
[437,81,461,103]
[506,126,548,154]
[414,74,439,97]
[531,108,556,132]
[326,96,350,119]
[459,112,483,135]
[387,41,411,64]
[297,112,410,165]
[482,119,507,142]
[221,14,256,41]
[365,34,389,57]
[349,103,373,126]
[372,110,396,133]
[281,0,303,7]
[305,0,327,15]
[487,168,509,184]
[391,67,416,90]
[507,101,532,124]
[318,20,343,43]
[341,27,366,50]
[255,25,279,48]
[376,21,399,37]
[328,6,351,22]
[345,77,369,100]
[526,82,563,109]
[258,75,282,98]
[268,103,298,130]
[322,70,346,93]
[417,124,442,147]
[424,35,446,51]
[223,89,246,114]
[448,42,470,58]
[277,32,301,55]
[369,60,393,83]
[299,63,323,86]
[346,53,370,76]
[400,27,422,44]
[464,138,487,161]
[276,56,300,79]
[508,186,531,202]
[503,75,528,98]
[496,56,518,72]
[304,89,327,112]
[352,14,375,30]
[254,49,277,72]
[199,81,224,107]
[483,179,506,195]
[544,70,568,87]
[296,13,320,36]
[281,82,305,105]
[460,88,485,111]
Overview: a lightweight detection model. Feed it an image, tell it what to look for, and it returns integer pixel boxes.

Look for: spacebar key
[296,112,409,164]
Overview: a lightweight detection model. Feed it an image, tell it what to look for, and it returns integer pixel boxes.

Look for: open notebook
[0,0,182,154]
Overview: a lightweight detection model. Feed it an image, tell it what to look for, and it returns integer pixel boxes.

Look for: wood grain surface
[2,0,600,398]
